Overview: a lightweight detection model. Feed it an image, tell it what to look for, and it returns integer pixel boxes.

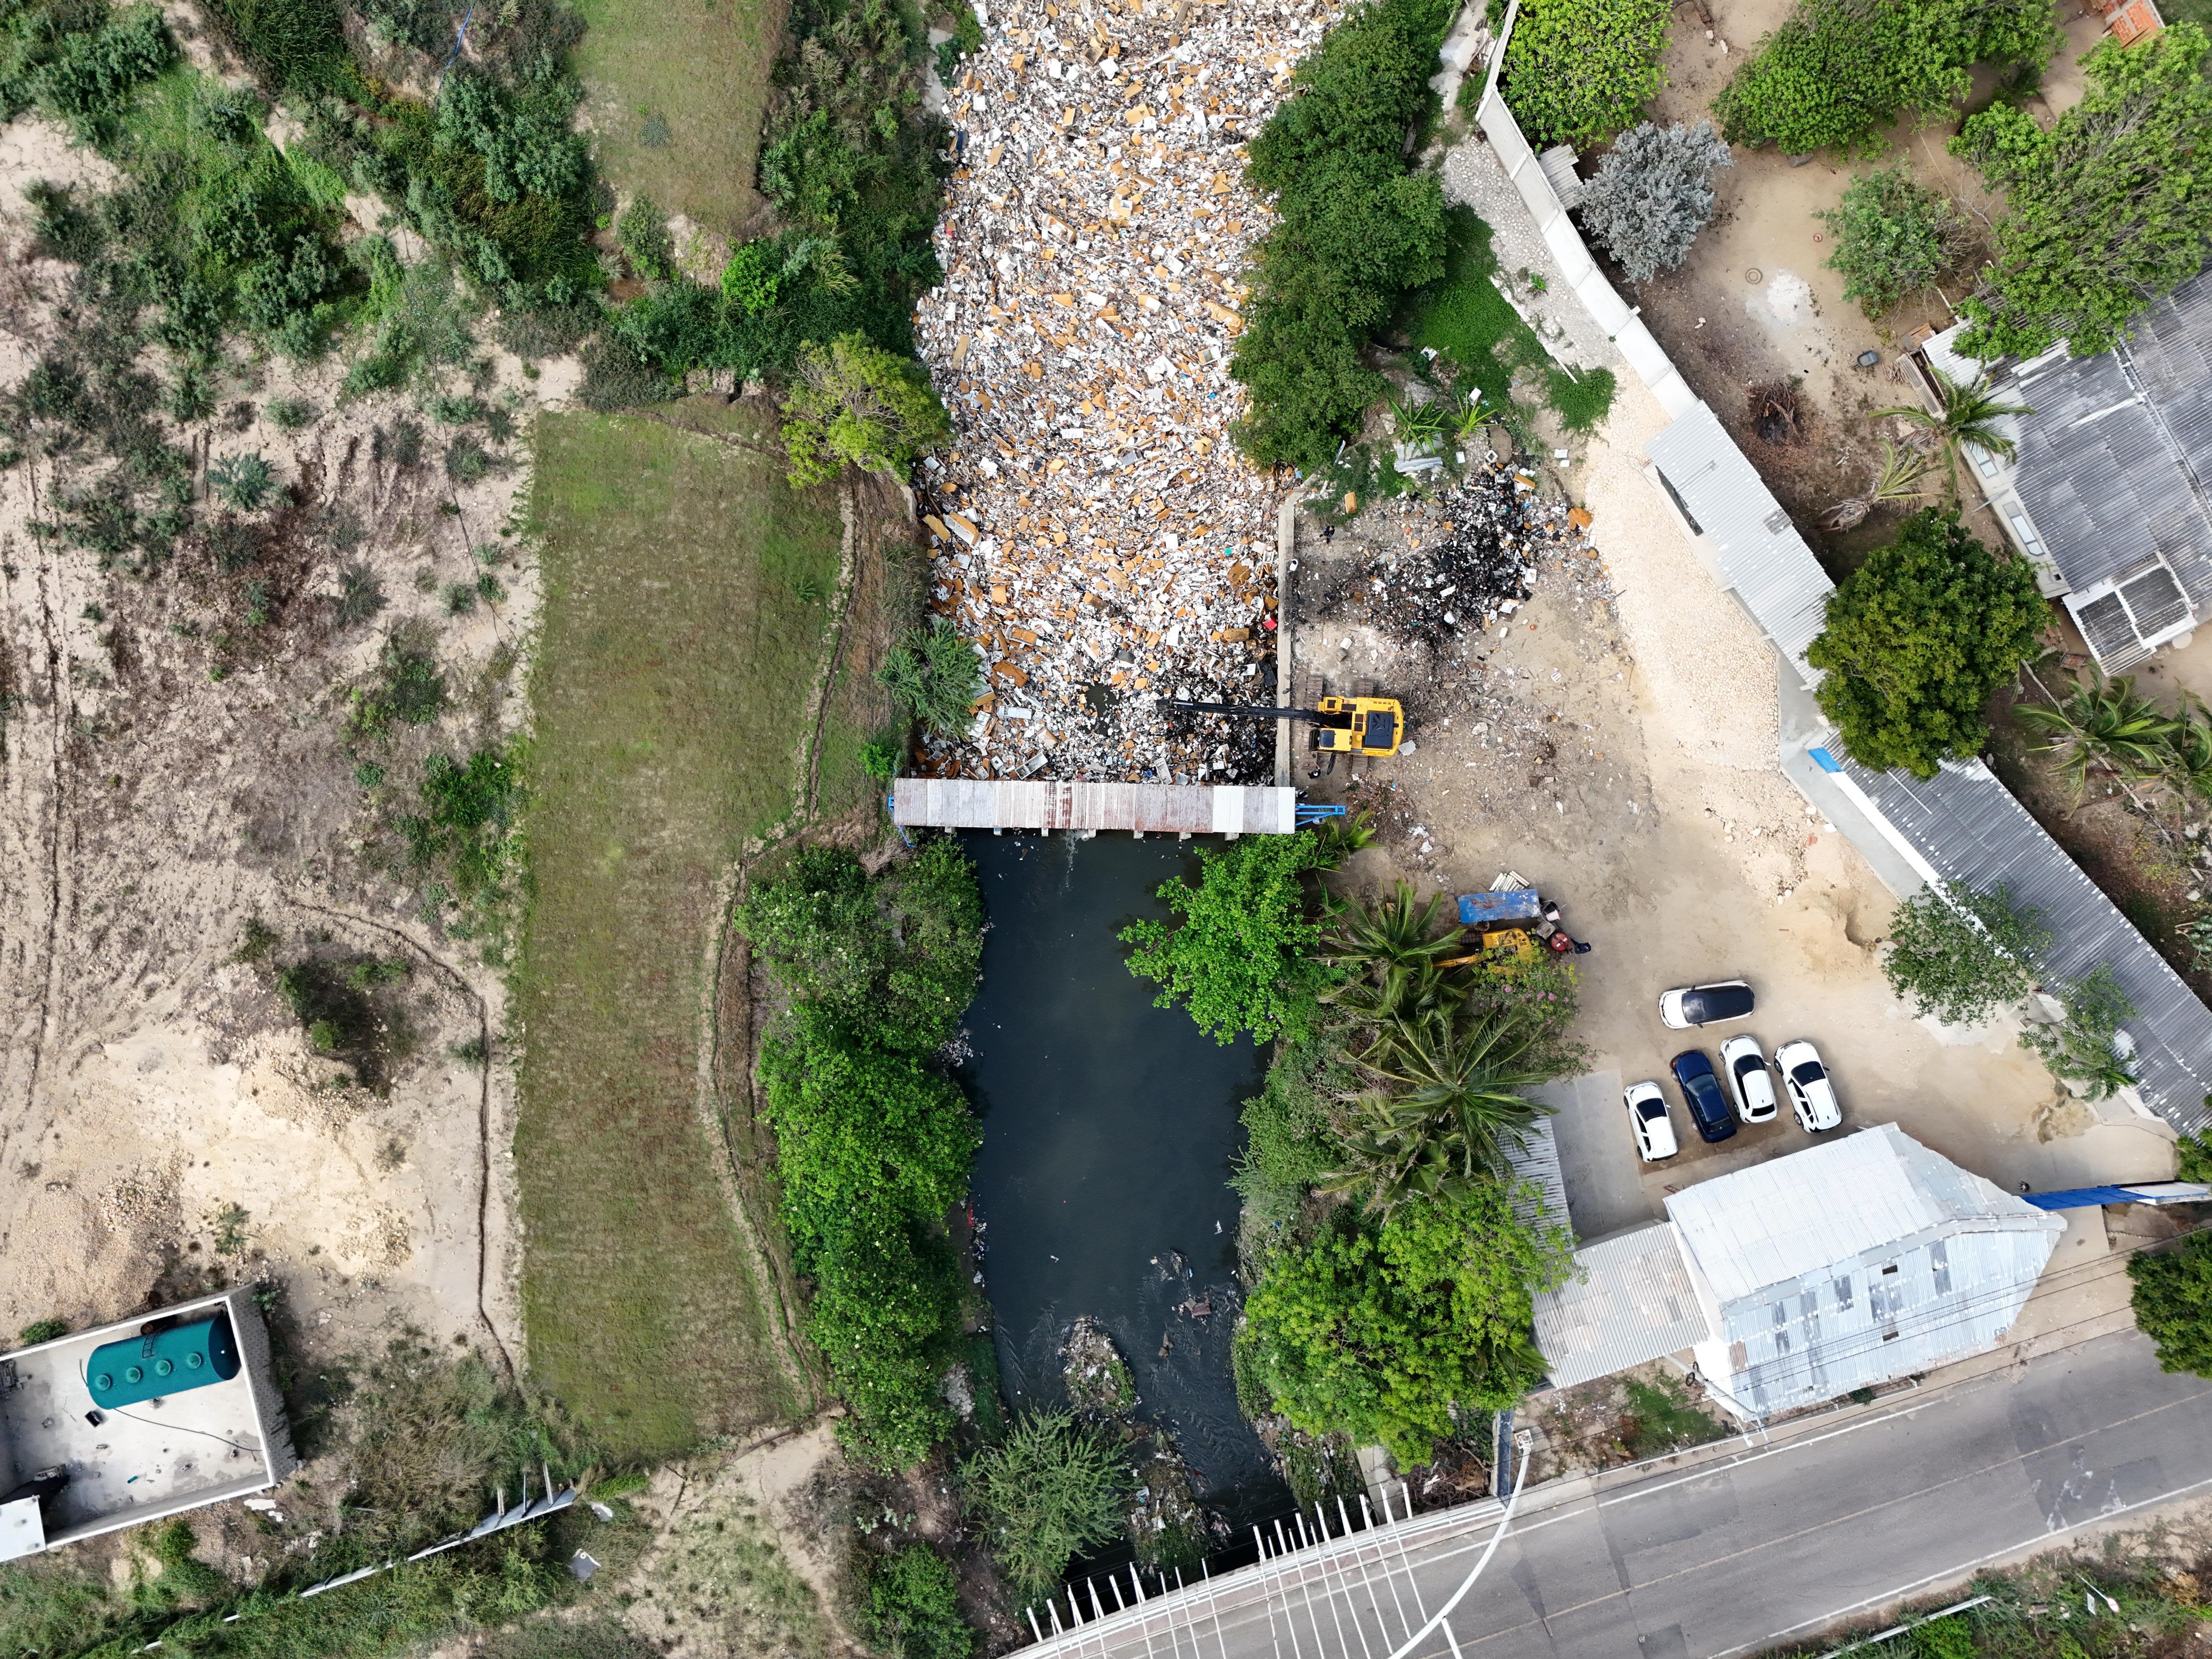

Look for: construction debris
[912,0,1344,784]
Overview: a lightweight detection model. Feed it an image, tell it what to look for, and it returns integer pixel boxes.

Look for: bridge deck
[891,778,1297,835]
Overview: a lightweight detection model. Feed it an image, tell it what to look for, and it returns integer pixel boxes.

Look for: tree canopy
[1881,879,2049,1026]
[1954,24,2212,361]
[1237,1182,1572,1465]
[781,331,950,486]
[1501,0,1671,148]
[1807,509,2047,778]
[1577,121,1731,284]
[2129,1231,2212,1379]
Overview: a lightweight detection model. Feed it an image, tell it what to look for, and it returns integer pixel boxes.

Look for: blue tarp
[1459,889,1541,926]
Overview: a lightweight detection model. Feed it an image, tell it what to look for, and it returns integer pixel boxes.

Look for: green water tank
[87,1315,240,1410]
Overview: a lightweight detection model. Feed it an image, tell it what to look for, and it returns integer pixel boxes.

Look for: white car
[1624,1080,1679,1161]
[1658,979,1755,1029]
[1719,1035,1779,1125]
[1775,1040,1842,1132]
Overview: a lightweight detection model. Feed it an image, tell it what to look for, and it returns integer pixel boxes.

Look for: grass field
[517,402,843,1458]
[572,0,785,234]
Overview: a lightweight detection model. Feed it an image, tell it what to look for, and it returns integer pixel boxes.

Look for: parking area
[1318,376,2182,1239]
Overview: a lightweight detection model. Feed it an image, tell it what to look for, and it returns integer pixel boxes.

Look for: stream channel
[959,830,1292,1531]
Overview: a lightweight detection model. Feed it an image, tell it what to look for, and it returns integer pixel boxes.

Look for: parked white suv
[1718,1035,1779,1124]
[1658,979,1755,1029]
[1775,1040,1842,1132]
[1623,1080,1679,1161]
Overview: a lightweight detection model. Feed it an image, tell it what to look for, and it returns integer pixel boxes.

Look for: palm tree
[1822,438,1934,530]
[1870,366,2032,502]
[1321,881,1464,976]
[1320,1010,1554,1214]
[2014,667,2180,802]
[2163,694,2212,802]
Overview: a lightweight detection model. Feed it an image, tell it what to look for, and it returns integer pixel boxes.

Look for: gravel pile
[911,0,1343,784]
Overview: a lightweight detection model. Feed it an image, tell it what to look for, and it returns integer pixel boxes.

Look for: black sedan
[1670,1049,1738,1143]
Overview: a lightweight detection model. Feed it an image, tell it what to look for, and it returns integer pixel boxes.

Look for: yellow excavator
[1165,696,1406,757]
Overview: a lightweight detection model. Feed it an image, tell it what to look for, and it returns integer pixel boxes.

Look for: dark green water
[959,831,1291,1526]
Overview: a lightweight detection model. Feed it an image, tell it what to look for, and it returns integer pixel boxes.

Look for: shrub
[16,1318,68,1344]
[1712,0,2057,155]
[781,332,950,485]
[1816,167,1972,315]
[867,1545,974,1659]
[1237,1182,1572,1465]
[1953,23,2212,361]
[1121,833,1338,1045]
[349,635,447,735]
[1576,120,1730,283]
[1881,879,2050,1026]
[210,451,276,511]
[32,5,175,140]
[267,396,316,429]
[877,620,982,737]
[721,239,785,313]
[2129,1230,2212,1378]
[1500,0,1670,147]
[616,192,674,281]
[1230,0,1452,470]
[1806,509,2047,778]
[400,747,523,907]
[962,1412,1132,1603]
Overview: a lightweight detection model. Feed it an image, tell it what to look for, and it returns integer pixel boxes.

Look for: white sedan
[1775,1040,1843,1132]
[1719,1035,1779,1124]
[1624,1080,1679,1161]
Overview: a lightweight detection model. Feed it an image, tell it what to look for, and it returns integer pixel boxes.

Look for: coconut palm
[1870,366,2032,501]
[2014,667,2180,802]
[1822,438,1934,530]
[2163,694,2212,801]
[1321,880,1464,976]
[1320,1009,1554,1214]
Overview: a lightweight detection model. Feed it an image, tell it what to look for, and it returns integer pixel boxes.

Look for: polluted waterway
[959,830,1292,1535]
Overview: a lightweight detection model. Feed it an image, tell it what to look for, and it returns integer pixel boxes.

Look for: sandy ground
[1293,372,2177,1239]
[0,117,567,1365]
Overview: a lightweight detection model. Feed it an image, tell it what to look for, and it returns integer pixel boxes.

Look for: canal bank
[959,830,1291,1529]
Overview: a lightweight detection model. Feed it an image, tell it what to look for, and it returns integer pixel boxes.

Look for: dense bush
[1806,509,2047,778]
[1712,0,2056,155]
[878,618,983,736]
[1953,24,2212,361]
[1121,833,1339,1045]
[1816,167,1973,315]
[962,1412,1133,1603]
[2021,963,2138,1101]
[741,840,984,1468]
[1236,1182,1572,1465]
[1576,120,1730,283]
[2129,1230,2212,1379]
[1500,0,1670,147]
[867,1545,974,1659]
[1230,0,1453,469]
[1881,880,2050,1026]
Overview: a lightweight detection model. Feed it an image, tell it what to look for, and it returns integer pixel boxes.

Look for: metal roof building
[1668,1126,2064,1419]
[1922,271,2212,670]
[1530,1222,1711,1392]
[1501,1112,1569,1233]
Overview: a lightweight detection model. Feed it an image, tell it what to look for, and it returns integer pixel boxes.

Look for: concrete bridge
[891,778,1296,835]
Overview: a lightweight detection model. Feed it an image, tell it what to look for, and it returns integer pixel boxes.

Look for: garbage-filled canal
[959,831,1291,1528]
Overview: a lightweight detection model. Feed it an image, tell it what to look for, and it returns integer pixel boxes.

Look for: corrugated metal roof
[1644,400,1836,680]
[1502,1112,1568,1231]
[1826,746,2212,1135]
[1672,1126,2064,1416]
[1531,1222,1712,1392]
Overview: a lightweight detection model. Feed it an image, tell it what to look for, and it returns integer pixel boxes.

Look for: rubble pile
[912,0,1343,783]
[1303,473,1586,652]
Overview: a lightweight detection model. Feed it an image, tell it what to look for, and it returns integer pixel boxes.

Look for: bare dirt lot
[1290,374,2179,1237]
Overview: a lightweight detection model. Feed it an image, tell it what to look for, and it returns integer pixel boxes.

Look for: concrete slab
[1532,1070,1656,1241]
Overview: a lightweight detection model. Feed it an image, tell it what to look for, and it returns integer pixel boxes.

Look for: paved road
[1037,1330,2212,1659]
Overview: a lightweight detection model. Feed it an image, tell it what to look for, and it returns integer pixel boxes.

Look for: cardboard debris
[912,0,1341,784]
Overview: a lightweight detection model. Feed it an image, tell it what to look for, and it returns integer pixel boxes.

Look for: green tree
[1231,0,1451,468]
[2021,963,2138,1100]
[867,1545,974,1659]
[1500,0,1671,147]
[1869,366,2031,503]
[878,619,984,738]
[1237,1182,1573,1465]
[1881,879,2050,1025]
[2174,1133,2211,1185]
[2128,1231,2212,1378]
[1807,509,2048,778]
[1817,167,1973,315]
[962,1412,1133,1603]
[1321,879,1465,976]
[1954,24,2212,361]
[781,332,950,486]
[1323,1010,1559,1213]
[1122,834,1338,1045]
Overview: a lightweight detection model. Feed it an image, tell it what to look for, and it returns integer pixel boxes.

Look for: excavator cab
[1311,696,1403,757]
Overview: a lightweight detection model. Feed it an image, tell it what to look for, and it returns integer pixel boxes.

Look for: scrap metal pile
[911,0,1340,784]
